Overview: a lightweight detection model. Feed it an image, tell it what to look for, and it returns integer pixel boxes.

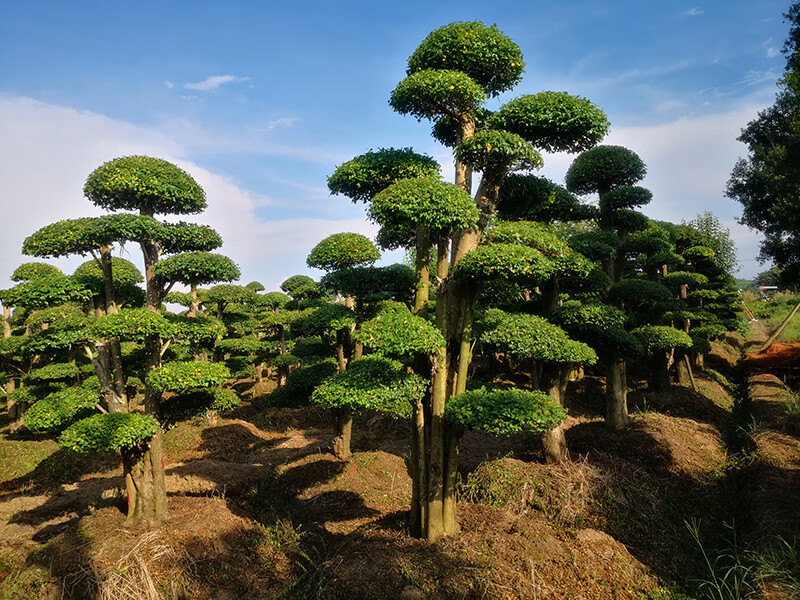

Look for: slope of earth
[1,330,796,599]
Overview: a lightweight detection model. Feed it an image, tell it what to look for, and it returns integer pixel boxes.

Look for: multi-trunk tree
[21,155,238,528]
[328,21,608,541]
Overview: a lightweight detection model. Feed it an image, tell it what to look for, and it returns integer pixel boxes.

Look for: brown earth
[1,329,799,599]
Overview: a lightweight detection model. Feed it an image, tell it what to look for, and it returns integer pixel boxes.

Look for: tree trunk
[605,359,629,430]
[442,424,462,537]
[2,305,11,338]
[540,365,571,463]
[409,396,427,537]
[413,225,431,318]
[332,406,353,461]
[650,352,671,392]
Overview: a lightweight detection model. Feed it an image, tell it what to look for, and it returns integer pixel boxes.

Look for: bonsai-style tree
[479,309,597,462]
[19,155,234,528]
[328,21,609,541]
[564,145,652,429]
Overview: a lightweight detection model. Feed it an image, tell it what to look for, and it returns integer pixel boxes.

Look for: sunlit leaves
[58,412,159,453]
[446,387,566,436]
[406,21,524,97]
[84,155,206,216]
[328,148,440,203]
[489,92,609,153]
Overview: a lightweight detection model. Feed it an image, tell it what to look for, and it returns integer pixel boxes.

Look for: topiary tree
[16,155,234,528]
[327,21,609,542]
[311,356,425,461]
[479,309,597,461]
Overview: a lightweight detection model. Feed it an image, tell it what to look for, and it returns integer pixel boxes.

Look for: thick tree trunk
[413,225,431,318]
[409,397,427,537]
[332,406,353,461]
[442,424,461,537]
[605,359,629,430]
[540,365,571,463]
[2,305,11,338]
[650,352,671,392]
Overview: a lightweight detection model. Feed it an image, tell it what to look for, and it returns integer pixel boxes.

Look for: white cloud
[740,69,781,86]
[767,47,781,58]
[684,8,704,16]
[164,81,174,89]
[184,75,250,92]
[261,117,300,132]
[0,95,375,291]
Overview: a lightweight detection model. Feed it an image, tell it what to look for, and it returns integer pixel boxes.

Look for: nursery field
[1,323,798,600]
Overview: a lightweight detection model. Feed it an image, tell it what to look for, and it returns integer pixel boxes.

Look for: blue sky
[0,0,793,288]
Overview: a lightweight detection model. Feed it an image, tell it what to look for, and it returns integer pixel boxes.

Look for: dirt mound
[743,343,800,369]
[567,413,726,479]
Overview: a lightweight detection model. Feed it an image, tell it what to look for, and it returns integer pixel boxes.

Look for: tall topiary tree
[329,22,608,541]
[18,155,235,528]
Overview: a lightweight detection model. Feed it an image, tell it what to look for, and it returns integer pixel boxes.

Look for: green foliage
[58,412,159,452]
[484,221,595,278]
[25,380,102,433]
[11,262,63,281]
[600,185,653,211]
[280,275,322,300]
[92,308,174,341]
[565,145,647,196]
[22,310,90,353]
[162,387,240,422]
[298,304,356,336]
[445,387,567,435]
[291,338,332,360]
[327,148,440,203]
[662,271,710,290]
[369,177,479,237]
[489,91,609,153]
[6,383,65,406]
[215,335,265,356]
[311,356,424,417]
[159,222,224,254]
[168,314,226,347]
[390,69,487,121]
[269,353,301,368]
[553,300,627,329]
[431,107,494,147]
[481,309,597,364]
[24,363,80,384]
[147,360,230,392]
[153,251,240,285]
[356,302,445,357]
[454,129,542,173]
[268,358,338,407]
[568,230,619,261]
[258,291,291,310]
[497,174,591,222]
[204,284,255,307]
[24,304,85,327]
[306,233,380,272]
[0,273,92,310]
[608,279,673,307]
[632,325,693,352]
[682,212,739,275]
[406,21,524,96]
[73,257,144,307]
[455,243,555,284]
[246,281,265,292]
[83,155,206,216]
[567,324,644,360]
[321,264,415,300]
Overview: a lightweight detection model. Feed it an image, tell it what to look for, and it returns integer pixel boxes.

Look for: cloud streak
[184,75,250,91]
